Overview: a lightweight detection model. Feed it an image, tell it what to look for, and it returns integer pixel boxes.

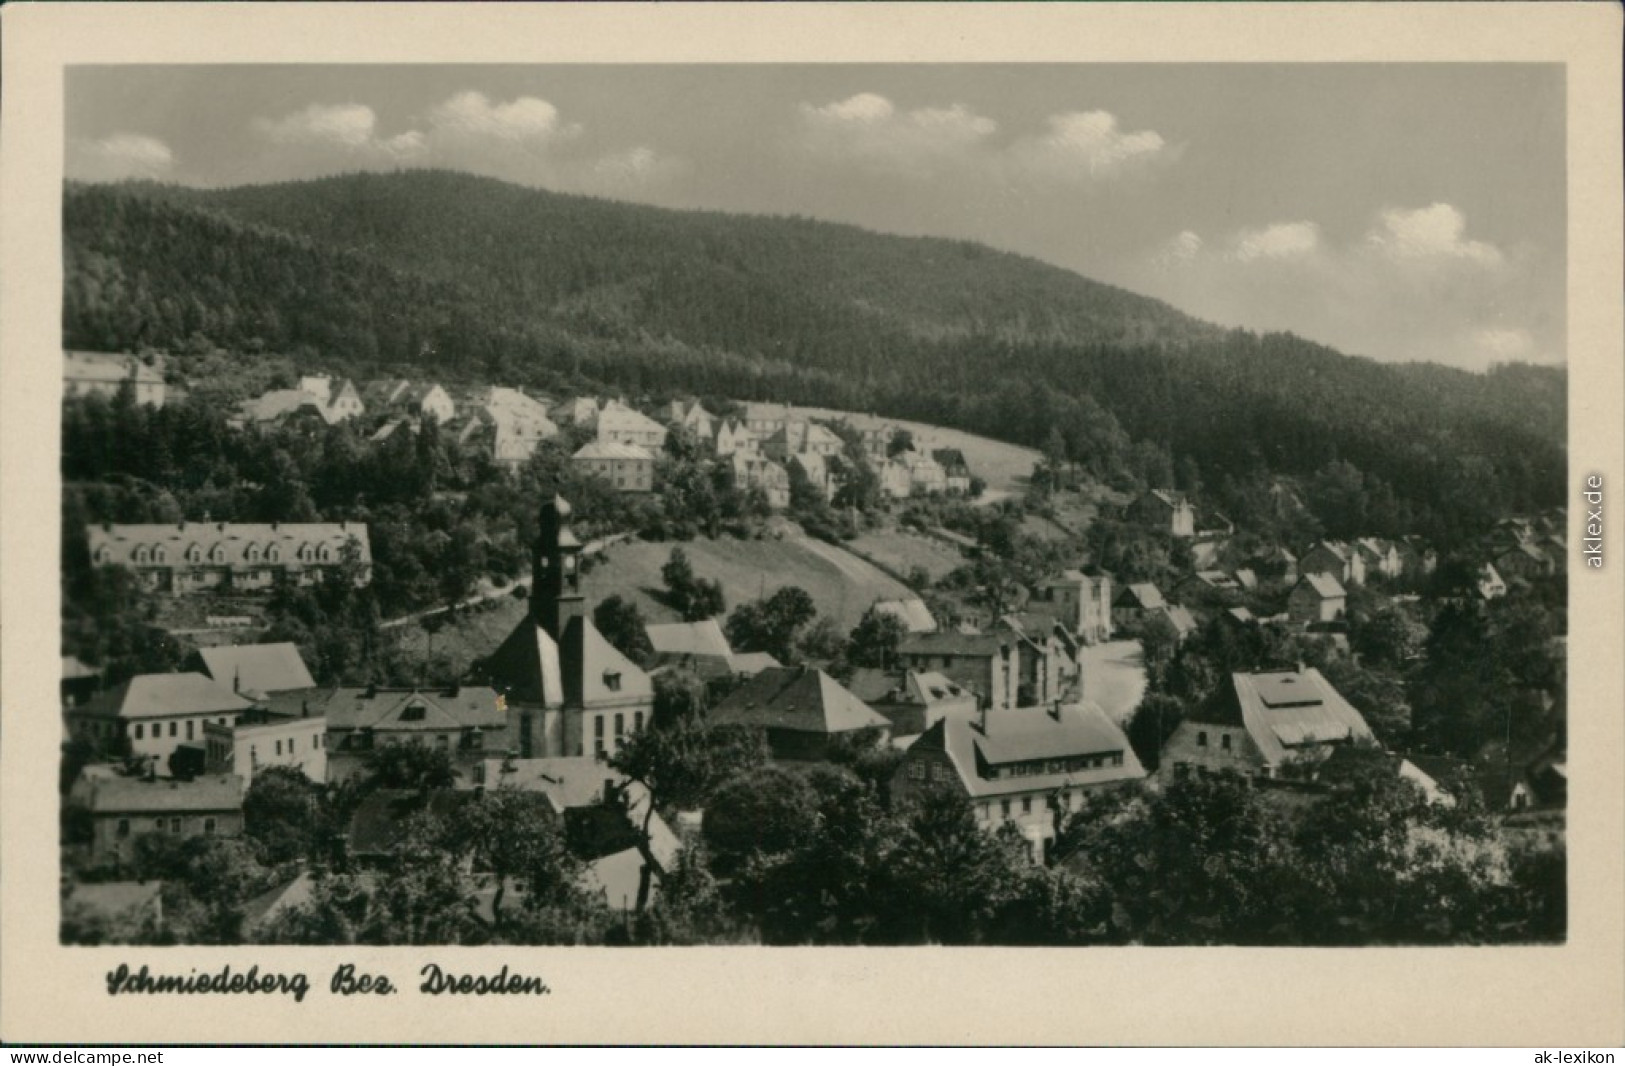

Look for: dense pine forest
[64,173,1566,544]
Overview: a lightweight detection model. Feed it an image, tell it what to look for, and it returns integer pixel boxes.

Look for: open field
[785,404,1039,502]
[845,529,969,583]
[391,532,917,678]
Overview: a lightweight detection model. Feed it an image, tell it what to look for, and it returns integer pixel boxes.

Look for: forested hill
[63,174,1566,541]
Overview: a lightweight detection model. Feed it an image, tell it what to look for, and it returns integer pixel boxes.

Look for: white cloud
[67,133,174,182]
[256,103,380,148]
[1365,203,1502,266]
[1009,110,1171,179]
[797,93,997,175]
[1230,221,1321,263]
[1140,204,1549,369]
[425,91,581,146]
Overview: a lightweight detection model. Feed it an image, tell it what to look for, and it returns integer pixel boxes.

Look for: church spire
[533,494,584,637]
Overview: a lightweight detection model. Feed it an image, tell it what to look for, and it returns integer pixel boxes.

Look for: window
[186,545,202,563]
[245,544,261,563]
[1197,730,1208,747]
[634,712,644,732]
[1221,734,1232,751]
[134,723,144,740]
[266,544,280,563]
[116,819,130,838]
[313,735,320,750]
[436,734,450,751]
[400,703,427,722]
[318,544,332,562]
[604,672,622,692]
[594,717,605,737]
[909,762,926,781]
[153,546,167,564]
[170,818,181,833]
[169,721,177,737]
[275,740,282,756]
[1021,796,1032,815]
[1000,799,1011,818]
[204,818,216,835]
[210,544,227,563]
[186,720,194,741]
[250,745,257,765]
[614,713,624,739]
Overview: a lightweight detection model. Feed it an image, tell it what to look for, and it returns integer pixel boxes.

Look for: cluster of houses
[85,521,372,596]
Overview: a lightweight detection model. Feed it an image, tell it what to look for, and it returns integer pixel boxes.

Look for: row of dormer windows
[102,542,340,566]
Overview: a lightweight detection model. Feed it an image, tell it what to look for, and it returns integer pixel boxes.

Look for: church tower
[533,495,585,638]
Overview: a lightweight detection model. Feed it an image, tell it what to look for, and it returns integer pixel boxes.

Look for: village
[57,349,1567,946]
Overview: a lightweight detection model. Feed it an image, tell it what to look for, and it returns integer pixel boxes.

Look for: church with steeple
[473,496,654,759]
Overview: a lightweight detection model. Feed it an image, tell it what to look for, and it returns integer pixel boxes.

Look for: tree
[450,789,582,925]
[243,766,322,865]
[593,595,652,663]
[725,586,818,664]
[685,577,726,622]
[702,765,819,875]
[882,789,1030,944]
[1126,693,1185,772]
[846,607,910,670]
[362,743,460,791]
[661,547,697,614]
[887,428,915,458]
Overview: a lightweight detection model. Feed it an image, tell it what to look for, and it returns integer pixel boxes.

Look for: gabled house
[645,619,736,679]
[904,452,948,496]
[709,665,891,762]
[232,388,338,429]
[320,684,507,783]
[473,497,655,760]
[1250,546,1299,584]
[1494,541,1555,582]
[729,453,791,510]
[1159,667,1375,783]
[761,420,843,462]
[893,702,1145,861]
[1288,573,1347,625]
[1126,490,1196,537]
[711,418,759,458]
[664,399,717,440]
[193,642,316,696]
[1476,563,1508,601]
[69,673,257,761]
[1173,570,1244,607]
[69,770,245,862]
[572,441,655,493]
[741,402,794,438]
[844,668,977,738]
[1028,570,1113,645]
[789,451,835,501]
[1300,540,1366,587]
[1110,583,1167,630]
[402,383,457,423]
[550,396,602,427]
[896,629,1060,714]
[878,459,913,499]
[1356,538,1405,580]
[361,379,412,411]
[932,449,973,494]
[594,401,668,449]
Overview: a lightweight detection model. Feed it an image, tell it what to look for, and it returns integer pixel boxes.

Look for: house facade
[87,521,372,594]
[1159,667,1375,784]
[1300,540,1366,587]
[893,702,1145,861]
[69,673,257,761]
[1287,573,1347,624]
[895,629,1064,714]
[729,453,791,509]
[1111,582,1167,630]
[572,441,655,493]
[203,711,327,787]
[594,401,668,449]
[1127,490,1196,537]
[70,771,245,863]
[321,685,508,783]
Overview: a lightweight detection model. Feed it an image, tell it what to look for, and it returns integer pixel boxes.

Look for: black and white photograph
[3,2,1622,1048]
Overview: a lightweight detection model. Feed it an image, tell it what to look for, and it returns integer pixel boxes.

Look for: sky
[66,65,1566,371]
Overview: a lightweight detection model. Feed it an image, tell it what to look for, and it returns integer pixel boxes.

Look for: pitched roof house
[319,684,507,782]
[1300,540,1366,586]
[1127,490,1196,537]
[894,702,1144,860]
[63,351,167,407]
[70,772,246,862]
[87,521,372,595]
[473,497,655,760]
[845,667,976,737]
[1287,573,1347,625]
[594,401,668,449]
[1159,667,1375,783]
[645,619,736,678]
[69,673,257,761]
[709,665,891,761]
[194,643,316,695]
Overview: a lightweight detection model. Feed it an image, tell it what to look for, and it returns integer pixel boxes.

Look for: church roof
[479,614,653,710]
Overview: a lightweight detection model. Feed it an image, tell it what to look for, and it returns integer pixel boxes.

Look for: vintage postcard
[2,2,1621,1047]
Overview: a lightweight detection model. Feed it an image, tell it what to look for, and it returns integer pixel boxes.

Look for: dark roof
[78,773,244,815]
[478,614,653,710]
[910,704,1144,799]
[898,631,1008,658]
[319,686,505,732]
[1113,583,1166,610]
[710,666,889,735]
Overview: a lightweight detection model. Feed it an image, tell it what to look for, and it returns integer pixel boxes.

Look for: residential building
[645,619,736,679]
[232,388,337,429]
[572,441,655,493]
[63,351,167,408]
[742,402,794,438]
[550,396,602,427]
[70,771,245,863]
[904,452,948,496]
[594,400,668,449]
[896,629,1061,713]
[1157,605,1200,641]
[789,451,835,501]
[1476,563,1508,601]
[932,449,973,494]
[203,707,327,786]
[664,399,717,440]
[1029,571,1113,644]
[1111,583,1167,630]
[1127,490,1196,537]
[457,387,559,468]
[86,521,372,594]
[709,665,891,761]
[299,376,365,421]
[1159,667,1375,784]
[711,418,759,458]
[1494,541,1555,582]
[878,459,913,499]
[846,668,978,737]
[1300,540,1366,587]
[1356,537,1405,580]
[320,684,507,783]
[893,702,1145,861]
[192,642,316,695]
[69,673,257,761]
[1250,546,1299,584]
[474,496,655,760]
[403,383,457,423]
[1288,573,1347,625]
[729,452,791,510]
[761,420,843,462]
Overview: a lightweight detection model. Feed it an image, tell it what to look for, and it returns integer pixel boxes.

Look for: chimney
[364,683,377,699]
